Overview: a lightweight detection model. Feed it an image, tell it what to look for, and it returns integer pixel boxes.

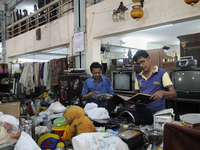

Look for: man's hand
[89,91,99,98]
[150,91,164,100]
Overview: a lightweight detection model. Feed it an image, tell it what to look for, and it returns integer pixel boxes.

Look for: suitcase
[117,107,136,118]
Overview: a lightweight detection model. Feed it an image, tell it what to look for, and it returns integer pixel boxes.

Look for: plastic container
[52,117,67,131]
[106,129,118,135]
[51,102,66,114]
[180,113,200,124]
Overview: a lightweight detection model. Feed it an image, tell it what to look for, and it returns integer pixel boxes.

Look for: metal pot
[148,129,163,149]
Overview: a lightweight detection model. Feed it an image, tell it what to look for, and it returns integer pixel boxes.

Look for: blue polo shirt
[81,76,114,107]
[134,66,173,123]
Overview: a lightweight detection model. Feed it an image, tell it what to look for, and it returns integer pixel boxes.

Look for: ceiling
[12,46,70,63]
[102,18,200,52]
[0,0,11,4]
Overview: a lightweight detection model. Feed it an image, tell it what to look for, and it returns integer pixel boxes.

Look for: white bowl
[180,113,200,124]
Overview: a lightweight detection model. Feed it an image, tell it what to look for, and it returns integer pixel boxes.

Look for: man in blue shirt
[133,50,177,124]
[81,62,114,107]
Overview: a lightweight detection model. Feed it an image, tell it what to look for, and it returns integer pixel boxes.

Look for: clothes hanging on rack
[46,60,53,91]
[39,62,45,86]
[19,63,34,95]
[43,62,48,86]
[34,63,40,87]
[51,58,66,87]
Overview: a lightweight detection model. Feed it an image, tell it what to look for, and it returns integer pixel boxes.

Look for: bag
[14,132,41,150]
[105,116,129,130]
[72,132,129,150]
[105,110,134,130]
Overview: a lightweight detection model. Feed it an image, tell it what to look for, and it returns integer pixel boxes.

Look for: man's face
[136,56,150,72]
[91,68,102,81]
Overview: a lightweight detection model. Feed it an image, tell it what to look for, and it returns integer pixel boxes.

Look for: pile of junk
[0,98,167,150]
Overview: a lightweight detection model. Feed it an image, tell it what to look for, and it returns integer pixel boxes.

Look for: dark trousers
[135,105,153,125]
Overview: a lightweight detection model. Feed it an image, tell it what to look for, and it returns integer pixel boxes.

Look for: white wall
[86,0,200,72]
[5,0,200,72]
[6,12,74,59]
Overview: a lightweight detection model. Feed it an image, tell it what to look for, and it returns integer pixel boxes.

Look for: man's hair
[133,50,149,62]
[90,62,102,72]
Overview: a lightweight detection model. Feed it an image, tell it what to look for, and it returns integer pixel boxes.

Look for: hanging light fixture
[184,0,199,6]
[130,5,144,21]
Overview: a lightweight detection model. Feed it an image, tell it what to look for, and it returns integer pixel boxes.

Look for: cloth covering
[84,103,110,120]
[164,123,200,150]
[14,132,41,150]
[72,132,129,150]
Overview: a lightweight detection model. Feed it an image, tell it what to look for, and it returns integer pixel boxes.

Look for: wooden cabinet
[59,74,90,107]
[177,33,200,68]
[147,48,177,74]
[165,97,200,120]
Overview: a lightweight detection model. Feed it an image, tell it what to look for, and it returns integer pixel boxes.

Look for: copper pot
[130,5,144,21]
[184,0,199,6]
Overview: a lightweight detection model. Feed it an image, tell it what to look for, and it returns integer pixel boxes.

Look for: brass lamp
[132,0,144,8]
[132,0,140,2]
[184,0,199,6]
[130,5,144,21]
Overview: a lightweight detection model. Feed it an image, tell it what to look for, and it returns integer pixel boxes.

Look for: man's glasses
[136,58,148,66]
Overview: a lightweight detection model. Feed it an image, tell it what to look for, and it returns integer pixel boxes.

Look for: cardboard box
[0,102,20,118]
[154,108,175,130]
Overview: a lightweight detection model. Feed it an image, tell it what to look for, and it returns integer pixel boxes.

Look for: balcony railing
[6,0,73,40]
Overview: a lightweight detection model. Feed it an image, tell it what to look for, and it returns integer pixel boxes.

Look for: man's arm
[150,86,177,100]
[151,72,177,100]
[81,91,99,101]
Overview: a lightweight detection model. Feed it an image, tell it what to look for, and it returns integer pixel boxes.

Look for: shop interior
[0,0,200,150]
